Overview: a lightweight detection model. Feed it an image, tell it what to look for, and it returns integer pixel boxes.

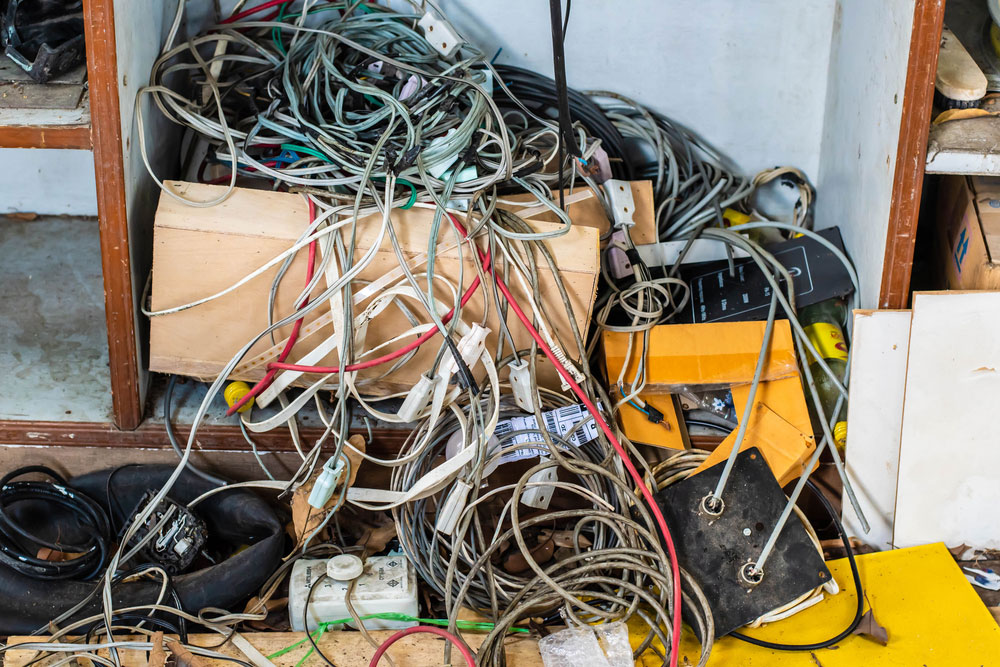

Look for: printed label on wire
[493,403,602,463]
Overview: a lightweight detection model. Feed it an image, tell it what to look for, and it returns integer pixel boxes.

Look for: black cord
[493,65,633,179]
[730,480,864,651]
[0,466,111,580]
[304,572,338,666]
[164,375,228,486]
[548,0,579,210]
[111,563,189,643]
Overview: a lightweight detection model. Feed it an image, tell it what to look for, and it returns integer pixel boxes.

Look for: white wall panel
[0,149,97,215]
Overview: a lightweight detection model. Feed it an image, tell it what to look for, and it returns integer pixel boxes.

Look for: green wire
[266,613,529,660]
[280,143,332,163]
[372,177,417,209]
[272,3,348,55]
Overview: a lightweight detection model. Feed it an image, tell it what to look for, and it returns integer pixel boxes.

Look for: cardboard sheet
[602,320,799,391]
[690,376,816,486]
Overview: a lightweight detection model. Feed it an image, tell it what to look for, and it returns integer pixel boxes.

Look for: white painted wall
[0,148,97,215]
[441,0,837,178]
[815,0,916,310]
[3,0,914,312]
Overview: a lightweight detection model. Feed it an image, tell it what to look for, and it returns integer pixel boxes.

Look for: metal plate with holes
[654,447,830,637]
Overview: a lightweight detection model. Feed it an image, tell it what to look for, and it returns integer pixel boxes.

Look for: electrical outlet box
[418,13,461,58]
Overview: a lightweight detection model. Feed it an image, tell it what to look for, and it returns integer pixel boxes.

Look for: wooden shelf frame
[0,0,948,446]
[0,123,92,149]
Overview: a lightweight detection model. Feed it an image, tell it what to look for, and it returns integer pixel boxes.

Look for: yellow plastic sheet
[633,543,1000,666]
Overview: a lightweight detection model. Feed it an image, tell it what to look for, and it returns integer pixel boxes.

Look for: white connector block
[398,374,439,422]
[418,12,462,58]
[307,457,345,510]
[521,465,558,510]
[288,557,418,632]
[435,479,473,535]
[508,359,535,412]
[439,324,489,380]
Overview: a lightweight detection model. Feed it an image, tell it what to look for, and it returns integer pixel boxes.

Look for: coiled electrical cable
[0,467,111,581]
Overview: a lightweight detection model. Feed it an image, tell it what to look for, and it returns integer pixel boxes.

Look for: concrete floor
[0,215,112,422]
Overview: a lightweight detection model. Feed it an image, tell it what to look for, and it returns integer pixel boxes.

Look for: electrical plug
[435,480,473,535]
[521,465,558,510]
[508,359,535,412]
[398,374,439,422]
[308,457,345,510]
[418,12,462,58]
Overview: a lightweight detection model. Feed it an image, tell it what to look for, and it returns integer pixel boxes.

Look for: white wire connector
[398,374,439,422]
[508,359,535,412]
[603,180,637,229]
[439,324,489,380]
[435,479,474,535]
[308,457,345,510]
[521,465,558,510]
[418,12,463,58]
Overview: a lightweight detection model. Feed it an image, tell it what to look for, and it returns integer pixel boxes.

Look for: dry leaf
[357,516,397,552]
[539,529,592,549]
[166,639,211,667]
[290,434,366,548]
[7,212,37,221]
[149,631,167,667]
[852,609,889,646]
[933,108,997,125]
[949,543,971,559]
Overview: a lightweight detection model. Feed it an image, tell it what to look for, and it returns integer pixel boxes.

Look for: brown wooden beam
[0,125,92,150]
[880,0,946,309]
[83,0,144,429]
[0,419,721,455]
[0,419,411,456]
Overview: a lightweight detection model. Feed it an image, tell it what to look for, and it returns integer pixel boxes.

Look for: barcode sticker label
[492,404,601,464]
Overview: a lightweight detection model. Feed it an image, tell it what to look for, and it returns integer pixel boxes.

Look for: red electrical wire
[261,210,684,664]
[220,0,293,24]
[226,200,319,415]
[369,626,475,667]
[228,223,492,413]
[444,215,682,666]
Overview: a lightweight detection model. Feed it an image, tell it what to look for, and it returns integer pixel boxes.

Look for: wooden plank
[0,60,91,148]
[841,309,912,550]
[84,0,144,429]
[879,0,946,308]
[926,116,1000,175]
[0,123,91,149]
[0,421,407,454]
[0,420,724,455]
[893,292,1000,550]
[4,632,544,667]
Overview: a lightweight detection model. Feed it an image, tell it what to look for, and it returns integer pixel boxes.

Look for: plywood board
[4,631,543,667]
[149,182,599,392]
[841,309,912,550]
[894,292,1000,550]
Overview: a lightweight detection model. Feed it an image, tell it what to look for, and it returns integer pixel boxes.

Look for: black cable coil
[0,466,111,581]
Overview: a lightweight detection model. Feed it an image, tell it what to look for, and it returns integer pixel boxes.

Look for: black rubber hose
[0,465,284,635]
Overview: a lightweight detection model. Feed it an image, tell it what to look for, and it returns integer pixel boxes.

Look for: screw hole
[701,494,724,516]
[740,562,763,585]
